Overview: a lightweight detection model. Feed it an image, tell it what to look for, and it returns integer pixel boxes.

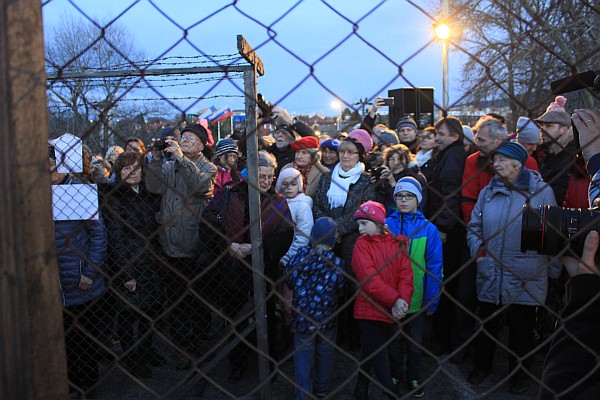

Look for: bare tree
[45,13,146,155]
[442,0,600,127]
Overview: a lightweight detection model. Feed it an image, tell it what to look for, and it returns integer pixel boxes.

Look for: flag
[208,107,233,123]
[198,106,216,120]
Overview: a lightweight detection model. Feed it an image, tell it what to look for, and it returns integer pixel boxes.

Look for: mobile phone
[381,97,394,107]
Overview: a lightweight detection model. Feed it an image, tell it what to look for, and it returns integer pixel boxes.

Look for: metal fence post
[0,0,68,399]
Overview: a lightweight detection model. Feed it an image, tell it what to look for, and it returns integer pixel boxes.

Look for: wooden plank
[237,35,264,76]
[243,68,270,399]
[0,1,68,399]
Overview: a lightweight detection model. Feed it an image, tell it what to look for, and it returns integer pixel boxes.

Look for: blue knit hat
[394,177,423,204]
[516,117,541,144]
[311,217,337,248]
[320,138,340,151]
[494,141,528,165]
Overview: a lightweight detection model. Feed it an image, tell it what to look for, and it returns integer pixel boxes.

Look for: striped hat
[215,137,238,157]
[394,176,423,204]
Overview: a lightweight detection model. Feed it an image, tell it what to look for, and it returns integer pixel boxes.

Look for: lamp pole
[442,38,448,115]
[434,22,450,116]
[331,100,342,132]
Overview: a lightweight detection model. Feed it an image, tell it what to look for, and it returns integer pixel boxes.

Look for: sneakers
[408,379,424,398]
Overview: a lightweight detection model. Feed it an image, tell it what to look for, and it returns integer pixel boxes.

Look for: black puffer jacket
[425,140,466,234]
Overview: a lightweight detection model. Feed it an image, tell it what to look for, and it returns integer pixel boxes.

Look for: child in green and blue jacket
[385,177,443,397]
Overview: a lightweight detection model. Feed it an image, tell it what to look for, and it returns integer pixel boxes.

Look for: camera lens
[520,206,544,254]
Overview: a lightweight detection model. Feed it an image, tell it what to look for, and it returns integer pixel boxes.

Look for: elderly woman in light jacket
[466,142,559,394]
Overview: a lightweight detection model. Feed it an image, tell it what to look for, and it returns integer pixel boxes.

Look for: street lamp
[434,22,451,116]
[331,100,343,132]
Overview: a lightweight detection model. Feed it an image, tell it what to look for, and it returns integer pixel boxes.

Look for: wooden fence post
[0,1,68,399]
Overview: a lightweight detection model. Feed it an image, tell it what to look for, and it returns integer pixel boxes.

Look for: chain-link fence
[3,1,600,399]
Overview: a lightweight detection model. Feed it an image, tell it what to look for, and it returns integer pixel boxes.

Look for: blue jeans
[389,312,426,382]
[293,325,337,399]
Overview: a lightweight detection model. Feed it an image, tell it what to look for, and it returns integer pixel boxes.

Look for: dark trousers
[118,302,163,360]
[432,231,476,352]
[473,302,536,380]
[355,319,396,394]
[161,256,211,354]
[63,297,104,392]
[389,312,426,382]
[451,249,478,349]
[218,263,279,372]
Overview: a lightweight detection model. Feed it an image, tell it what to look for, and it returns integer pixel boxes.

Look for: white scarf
[327,162,365,208]
[416,149,433,167]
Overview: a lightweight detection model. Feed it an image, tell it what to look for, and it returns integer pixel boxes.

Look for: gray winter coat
[467,168,560,306]
[145,154,217,258]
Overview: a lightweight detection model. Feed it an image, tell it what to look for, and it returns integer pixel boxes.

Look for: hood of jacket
[287,192,313,208]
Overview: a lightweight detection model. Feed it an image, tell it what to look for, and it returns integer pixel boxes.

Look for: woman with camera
[372,144,427,216]
[466,142,560,394]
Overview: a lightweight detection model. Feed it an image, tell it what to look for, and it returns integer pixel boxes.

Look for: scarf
[327,162,365,208]
[293,161,312,194]
[416,149,433,167]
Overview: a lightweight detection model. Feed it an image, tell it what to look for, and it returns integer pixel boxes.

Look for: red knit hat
[354,200,386,225]
[291,136,320,151]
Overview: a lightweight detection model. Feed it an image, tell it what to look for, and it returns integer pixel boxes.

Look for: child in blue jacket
[386,177,443,398]
[285,217,345,399]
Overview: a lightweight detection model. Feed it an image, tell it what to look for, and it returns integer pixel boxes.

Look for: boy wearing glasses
[385,177,443,398]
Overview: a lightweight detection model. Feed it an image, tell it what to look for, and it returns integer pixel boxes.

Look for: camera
[521,205,600,256]
[381,97,395,107]
[551,69,600,95]
[150,138,168,152]
[257,93,275,123]
[371,167,384,181]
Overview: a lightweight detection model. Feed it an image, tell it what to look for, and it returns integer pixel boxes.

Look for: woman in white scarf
[313,130,376,262]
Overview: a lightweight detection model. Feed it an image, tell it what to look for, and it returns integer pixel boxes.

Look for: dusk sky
[42,0,464,118]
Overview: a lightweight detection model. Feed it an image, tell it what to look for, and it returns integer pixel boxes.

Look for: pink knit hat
[354,200,386,225]
[346,129,374,154]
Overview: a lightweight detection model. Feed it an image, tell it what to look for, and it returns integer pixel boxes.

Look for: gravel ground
[88,325,544,400]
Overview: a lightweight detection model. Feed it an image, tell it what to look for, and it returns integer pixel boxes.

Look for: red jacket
[352,233,414,323]
[461,151,539,223]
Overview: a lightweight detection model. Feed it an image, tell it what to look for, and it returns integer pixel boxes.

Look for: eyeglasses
[339,150,358,156]
[181,134,199,142]
[395,193,416,200]
[259,174,274,181]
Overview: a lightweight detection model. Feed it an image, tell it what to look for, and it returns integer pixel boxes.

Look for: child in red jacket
[351,200,414,399]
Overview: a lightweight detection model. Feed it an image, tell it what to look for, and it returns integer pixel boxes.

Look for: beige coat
[281,161,330,199]
[145,154,217,258]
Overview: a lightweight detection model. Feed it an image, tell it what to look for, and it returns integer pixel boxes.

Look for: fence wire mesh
[35,0,600,399]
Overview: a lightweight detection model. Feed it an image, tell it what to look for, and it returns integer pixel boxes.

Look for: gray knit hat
[516,117,541,144]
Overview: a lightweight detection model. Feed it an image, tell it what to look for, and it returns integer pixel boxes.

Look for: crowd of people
[51,94,599,399]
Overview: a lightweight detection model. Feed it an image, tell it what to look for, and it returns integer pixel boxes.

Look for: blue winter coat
[54,176,108,307]
[386,210,443,314]
[467,169,559,306]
